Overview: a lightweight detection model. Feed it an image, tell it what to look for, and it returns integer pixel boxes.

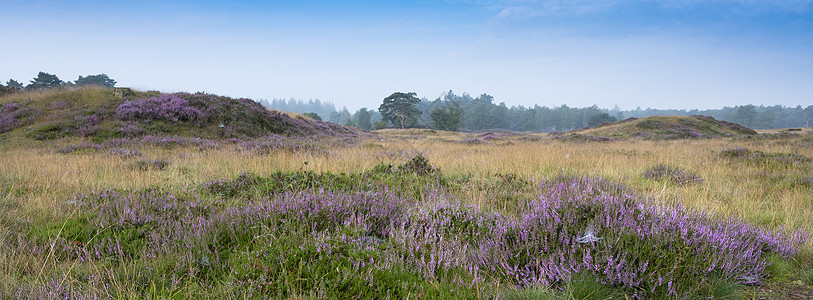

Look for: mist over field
[3,0,812,111]
[2,0,813,299]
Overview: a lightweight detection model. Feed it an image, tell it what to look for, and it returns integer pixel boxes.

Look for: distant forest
[5,72,808,132]
[262,91,813,132]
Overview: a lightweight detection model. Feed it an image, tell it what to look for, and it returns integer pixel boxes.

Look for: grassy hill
[0,86,358,142]
[560,115,757,141]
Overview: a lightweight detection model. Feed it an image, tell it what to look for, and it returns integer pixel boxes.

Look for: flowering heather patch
[74,114,99,137]
[181,92,358,138]
[643,164,703,186]
[15,171,806,298]
[472,177,806,297]
[111,92,359,139]
[115,94,205,123]
[0,103,41,134]
[0,113,16,133]
[119,122,143,137]
[1,102,21,113]
[5,89,360,142]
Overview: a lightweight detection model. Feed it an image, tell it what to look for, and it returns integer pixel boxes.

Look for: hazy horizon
[3,0,812,112]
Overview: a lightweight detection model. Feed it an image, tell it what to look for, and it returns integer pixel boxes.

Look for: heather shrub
[73,114,99,137]
[112,92,358,139]
[0,113,16,133]
[1,102,21,113]
[643,164,703,186]
[119,122,143,137]
[471,177,806,296]
[116,94,205,123]
[15,170,808,298]
[398,154,436,175]
[0,103,41,134]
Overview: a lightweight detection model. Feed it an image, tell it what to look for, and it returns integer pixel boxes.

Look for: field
[2,88,813,299]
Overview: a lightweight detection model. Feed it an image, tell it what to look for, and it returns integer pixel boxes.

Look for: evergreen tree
[430,102,463,131]
[27,72,63,90]
[5,79,23,90]
[353,108,373,130]
[75,74,116,88]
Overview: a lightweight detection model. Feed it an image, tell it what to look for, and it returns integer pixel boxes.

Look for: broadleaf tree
[378,92,421,129]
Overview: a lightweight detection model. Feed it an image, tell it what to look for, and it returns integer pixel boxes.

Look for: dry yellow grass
[0,85,117,108]
[1,131,812,249]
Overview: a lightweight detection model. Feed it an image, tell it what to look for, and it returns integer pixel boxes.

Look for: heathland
[1,86,813,299]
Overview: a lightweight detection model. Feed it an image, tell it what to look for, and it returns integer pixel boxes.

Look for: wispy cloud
[658,0,811,13]
[481,0,812,19]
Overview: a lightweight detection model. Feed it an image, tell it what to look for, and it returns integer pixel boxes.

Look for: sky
[2,0,812,111]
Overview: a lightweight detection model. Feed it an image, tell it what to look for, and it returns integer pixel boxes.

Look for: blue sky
[2,0,812,110]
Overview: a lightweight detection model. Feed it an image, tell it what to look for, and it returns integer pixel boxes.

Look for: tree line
[1,72,116,96]
[4,73,808,131]
[266,90,813,131]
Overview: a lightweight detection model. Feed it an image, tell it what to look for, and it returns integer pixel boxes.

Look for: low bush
[643,164,703,186]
